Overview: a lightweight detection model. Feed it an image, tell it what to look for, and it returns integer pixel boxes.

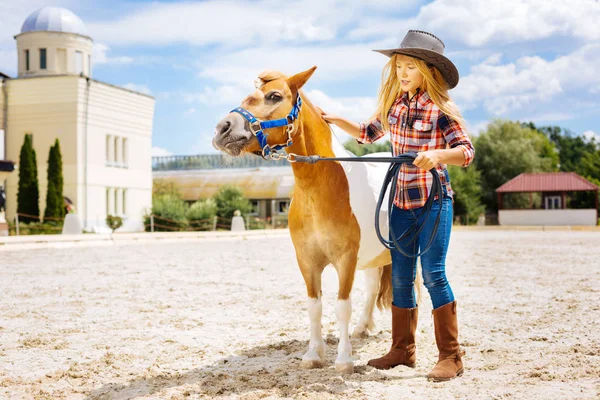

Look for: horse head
[213,66,317,157]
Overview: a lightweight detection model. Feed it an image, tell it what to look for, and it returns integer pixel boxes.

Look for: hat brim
[373,48,459,90]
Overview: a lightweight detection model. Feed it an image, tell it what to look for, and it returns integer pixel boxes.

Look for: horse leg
[352,266,381,338]
[335,257,357,373]
[298,260,327,369]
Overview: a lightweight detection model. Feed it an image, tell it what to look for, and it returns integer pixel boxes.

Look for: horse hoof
[300,359,323,369]
[335,361,354,374]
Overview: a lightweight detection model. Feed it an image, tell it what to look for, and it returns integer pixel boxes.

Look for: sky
[1,0,599,157]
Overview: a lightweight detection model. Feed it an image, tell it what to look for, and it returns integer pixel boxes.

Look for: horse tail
[376,263,392,310]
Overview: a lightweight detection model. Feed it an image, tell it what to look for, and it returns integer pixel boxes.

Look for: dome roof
[21,7,86,36]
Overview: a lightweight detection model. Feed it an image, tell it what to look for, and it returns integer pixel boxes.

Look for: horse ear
[288,66,317,93]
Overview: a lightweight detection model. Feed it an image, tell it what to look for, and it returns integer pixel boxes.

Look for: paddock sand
[0,230,599,400]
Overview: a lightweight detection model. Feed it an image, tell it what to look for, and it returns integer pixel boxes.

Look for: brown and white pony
[213,67,397,373]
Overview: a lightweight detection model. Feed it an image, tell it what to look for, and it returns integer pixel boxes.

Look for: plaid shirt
[358,90,475,210]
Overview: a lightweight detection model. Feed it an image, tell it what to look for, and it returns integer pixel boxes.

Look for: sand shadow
[85,333,424,399]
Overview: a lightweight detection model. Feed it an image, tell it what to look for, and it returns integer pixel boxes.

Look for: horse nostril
[217,120,231,136]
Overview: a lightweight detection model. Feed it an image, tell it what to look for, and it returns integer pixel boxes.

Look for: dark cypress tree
[54,140,64,219]
[44,140,65,221]
[17,135,40,223]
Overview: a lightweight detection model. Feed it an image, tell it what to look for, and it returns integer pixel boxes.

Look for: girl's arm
[317,107,385,143]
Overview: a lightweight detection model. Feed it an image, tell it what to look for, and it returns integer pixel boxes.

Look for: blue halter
[231,94,302,158]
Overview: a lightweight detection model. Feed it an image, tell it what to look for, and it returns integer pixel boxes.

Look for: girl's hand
[413,150,441,171]
[315,106,338,124]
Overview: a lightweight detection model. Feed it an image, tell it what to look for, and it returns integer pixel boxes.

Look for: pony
[213,66,412,373]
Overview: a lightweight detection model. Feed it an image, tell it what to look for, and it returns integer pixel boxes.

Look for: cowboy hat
[373,30,459,89]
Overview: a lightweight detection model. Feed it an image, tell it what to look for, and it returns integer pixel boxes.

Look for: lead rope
[281,151,443,258]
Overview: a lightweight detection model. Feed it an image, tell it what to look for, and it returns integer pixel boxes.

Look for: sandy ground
[0,230,599,400]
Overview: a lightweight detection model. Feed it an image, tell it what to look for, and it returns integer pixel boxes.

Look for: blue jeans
[389,195,455,310]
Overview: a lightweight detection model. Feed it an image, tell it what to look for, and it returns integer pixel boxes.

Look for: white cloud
[466,120,490,136]
[121,83,152,95]
[305,89,376,122]
[87,0,345,46]
[186,84,253,106]
[0,50,17,76]
[452,44,600,115]
[151,146,172,157]
[85,0,431,48]
[349,0,600,46]
[197,43,386,88]
[583,130,600,143]
[92,43,133,65]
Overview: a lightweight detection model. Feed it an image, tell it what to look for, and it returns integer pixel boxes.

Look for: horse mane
[256,70,288,87]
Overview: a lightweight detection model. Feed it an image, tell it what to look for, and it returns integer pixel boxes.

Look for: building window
[106,135,111,164]
[114,188,119,215]
[39,48,47,70]
[76,51,83,74]
[114,136,119,165]
[277,200,290,215]
[249,200,259,216]
[57,48,67,73]
[122,138,128,166]
[122,189,127,215]
[106,188,110,214]
[25,50,30,71]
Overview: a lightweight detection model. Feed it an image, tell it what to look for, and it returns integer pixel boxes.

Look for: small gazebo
[496,172,599,226]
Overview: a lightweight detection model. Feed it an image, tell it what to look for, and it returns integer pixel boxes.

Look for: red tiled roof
[496,172,599,193]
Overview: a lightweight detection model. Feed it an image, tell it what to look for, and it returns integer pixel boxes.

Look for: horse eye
[268,92,282,101]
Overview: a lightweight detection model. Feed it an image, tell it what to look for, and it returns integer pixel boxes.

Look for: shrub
[213,185,252,220]
[106,215,123,232]
[144,194,188,231]
[186,199,217,230]
[10,221,62,235]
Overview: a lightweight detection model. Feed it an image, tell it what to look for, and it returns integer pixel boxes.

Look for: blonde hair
[374,54,465,132]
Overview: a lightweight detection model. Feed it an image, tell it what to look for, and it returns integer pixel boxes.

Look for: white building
[0,7,154,231]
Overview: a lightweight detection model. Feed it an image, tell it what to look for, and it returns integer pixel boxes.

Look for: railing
[152,154,289,171]
[9,212,288,235]
[144,214,288,232]
[12,212,65,235]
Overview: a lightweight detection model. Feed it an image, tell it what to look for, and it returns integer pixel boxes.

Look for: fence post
[15,214,19,236]
[212,216,218,231]
[150,215,155,232]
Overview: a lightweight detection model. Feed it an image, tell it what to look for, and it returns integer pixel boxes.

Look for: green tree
[344,139,392,156]
[213,185,252,220]
[474,120,559,211]
[44,139,65,222]
[447,165,485,224]
[525,124,597,172]
[17,135,40,223]
[526,123,600,210]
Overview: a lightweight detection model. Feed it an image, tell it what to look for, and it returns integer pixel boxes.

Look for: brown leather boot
[428,301,464,381]
[367,305,418,370]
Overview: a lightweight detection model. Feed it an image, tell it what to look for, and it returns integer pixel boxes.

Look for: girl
[319,30,475,381]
